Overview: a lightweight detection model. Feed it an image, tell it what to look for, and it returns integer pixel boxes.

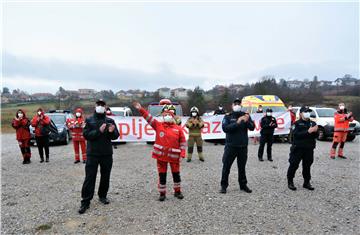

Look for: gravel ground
[1,133,359,234]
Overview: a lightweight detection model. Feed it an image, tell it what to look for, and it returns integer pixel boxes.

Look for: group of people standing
[11,98,355,215]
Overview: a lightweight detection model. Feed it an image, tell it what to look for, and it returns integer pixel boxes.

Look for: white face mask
[106,111,111,115]
[266,112,272,116]
[339,105,345,110]
[303,112,311,119]
[219,107,223,110]
[95,106,105,114]
[233,105,241,112]
[18,113,24,118]
[75,112,81,117]
[37,111,42,116]
[191,112,197,117]
[259,108,263,112]
[163,115,174,123]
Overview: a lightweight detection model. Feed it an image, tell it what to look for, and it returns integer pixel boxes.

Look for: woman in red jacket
[31,108,51,163]
[12,109,32,164]
[66,108,87,163]
[133,101,187,201]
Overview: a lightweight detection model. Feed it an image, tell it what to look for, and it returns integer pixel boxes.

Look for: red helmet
[159,99,171,105]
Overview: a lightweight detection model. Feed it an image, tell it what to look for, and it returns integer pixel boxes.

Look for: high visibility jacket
[66,117,86,141]
[334,111,354,132]
[140,108,186,163]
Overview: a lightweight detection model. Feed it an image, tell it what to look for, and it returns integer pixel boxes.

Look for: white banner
[109,112,291,142]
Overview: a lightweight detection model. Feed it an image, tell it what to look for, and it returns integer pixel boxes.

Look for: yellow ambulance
[241,95,287,113]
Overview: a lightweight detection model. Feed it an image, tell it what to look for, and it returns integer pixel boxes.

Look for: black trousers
[35,136,49,159]
[81,155,113,206]
[287,146,314,182]
[258,133,274,159]
[221,146,248,188]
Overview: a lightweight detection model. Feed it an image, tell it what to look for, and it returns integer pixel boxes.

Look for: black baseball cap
[266,108,273,112]
[299,106,312,113]
[96,99,106,106]
[233,98,241,104]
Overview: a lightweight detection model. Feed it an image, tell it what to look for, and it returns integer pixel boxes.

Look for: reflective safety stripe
[168,154,180,159]
[145,114,153,122]
[154,144,181,153]
[154,144,163,149]
[173,182,181,188]
[153,150,162,155]
[158,184,166,192]
[153,150,180,159]
[334,128,349,131]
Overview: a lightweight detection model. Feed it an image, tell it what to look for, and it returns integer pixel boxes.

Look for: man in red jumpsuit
[12,109,32,164]
[31,108,51,163]
[133,101,187,201]
[67,108,87,164]
[330,103,354,159]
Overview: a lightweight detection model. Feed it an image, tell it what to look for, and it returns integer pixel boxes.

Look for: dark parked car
[30,110,74,145]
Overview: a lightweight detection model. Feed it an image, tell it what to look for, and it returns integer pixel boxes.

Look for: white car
[109,107,132,117]
[293,106,359,141]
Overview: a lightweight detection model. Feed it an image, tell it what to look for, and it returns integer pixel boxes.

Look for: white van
[109,107,132,117]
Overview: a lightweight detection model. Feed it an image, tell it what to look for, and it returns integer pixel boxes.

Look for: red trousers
[18,139,31,160]
[156,160,181,194]
[73,140,87,161]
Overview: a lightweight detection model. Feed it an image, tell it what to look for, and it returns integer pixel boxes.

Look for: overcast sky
[2,1,359,93]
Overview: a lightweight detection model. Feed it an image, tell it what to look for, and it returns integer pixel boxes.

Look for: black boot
[240,185,252,193]
[258,157,264,162]
[303,182,315,190]
[174,192,184,199]
[288,179,297,191]
[78,204,89,214]
[45,157,49,162]
[74,160,80,164]
[159,193,166,201]
[268,157,273,162]
[40,157,44,163]
[219,187,227,194]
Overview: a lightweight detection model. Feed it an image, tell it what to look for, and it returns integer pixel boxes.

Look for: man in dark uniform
[78,99,120,214]
[258,108,277,161]
[287,106,318,191]
[214,104,226,115]
[220,98,255,194]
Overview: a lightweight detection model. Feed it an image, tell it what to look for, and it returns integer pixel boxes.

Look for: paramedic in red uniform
[12,109,32,164]
[133,101,187,201]
[67,108,87,164]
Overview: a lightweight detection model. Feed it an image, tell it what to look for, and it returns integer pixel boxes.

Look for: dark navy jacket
[83,113,120,156]
[260,116,278,135]
[292,118,318,149]
[222,111,255,147]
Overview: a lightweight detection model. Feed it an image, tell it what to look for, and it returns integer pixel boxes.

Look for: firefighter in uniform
[220,98,255,194]
[67,108,87,164]
[31,108,51,163]
[185,106,205,162]
[133,101,187,201]
[78,99,120,214]
[258,108,277,161]
[330,103,354,159]
[12,109,32,164]
[287,106,318,191]
[167,104,182,125]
